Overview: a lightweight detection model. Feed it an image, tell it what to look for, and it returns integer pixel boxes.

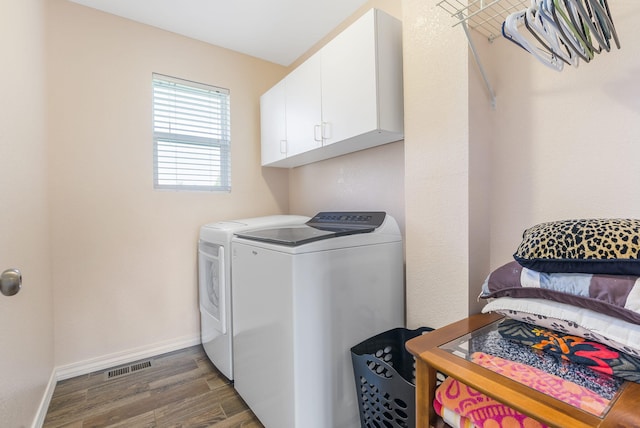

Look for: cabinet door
[321,9,378,146]
[285,52,322,156]
[260,79,287,166]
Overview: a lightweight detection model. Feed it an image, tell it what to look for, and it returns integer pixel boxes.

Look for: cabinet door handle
[279,140,287,154]
[314,125,322,142]
[321,122,331,140]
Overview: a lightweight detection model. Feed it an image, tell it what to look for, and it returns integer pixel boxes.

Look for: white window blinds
[153,73,231,191]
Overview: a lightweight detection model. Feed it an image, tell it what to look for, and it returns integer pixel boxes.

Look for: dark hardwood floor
[43,345,264,428]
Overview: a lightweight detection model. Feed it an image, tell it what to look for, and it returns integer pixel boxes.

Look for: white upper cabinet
[260,9,403,168]
[283,53,322,157]
[320,10,379,146]
[260,78,287,166]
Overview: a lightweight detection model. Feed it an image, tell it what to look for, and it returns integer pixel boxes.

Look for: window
[152,73,231,191]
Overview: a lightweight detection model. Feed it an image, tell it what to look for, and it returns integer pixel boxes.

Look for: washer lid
[235,225,335,246]
[234,211,386,246]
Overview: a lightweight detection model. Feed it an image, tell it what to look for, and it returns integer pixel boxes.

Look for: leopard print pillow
[513,219,640,274]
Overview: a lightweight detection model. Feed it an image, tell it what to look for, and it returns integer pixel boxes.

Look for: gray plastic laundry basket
[351,326,433,428]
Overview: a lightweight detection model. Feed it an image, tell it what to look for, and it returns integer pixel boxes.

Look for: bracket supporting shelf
[436,0,528,108]
[458,14,496,109]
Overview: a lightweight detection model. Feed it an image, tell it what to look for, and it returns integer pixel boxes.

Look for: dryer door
[198,240,226,334]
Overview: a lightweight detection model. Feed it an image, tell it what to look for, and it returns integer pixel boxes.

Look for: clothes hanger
[564,0,607,53]
[529,1,577,66]
[503,10,564,71]
[539,0,587,62]
[602,0,621,49]
[556,0,595,58]
[524,10,567,66]
[502,0,620,70]
[549,0,593,62]
[502,21,528,53]
[537,0,580,67]
[586,0,620,49]
[563,0,601,54]
[585,0,611,46]
[524,3,572,66]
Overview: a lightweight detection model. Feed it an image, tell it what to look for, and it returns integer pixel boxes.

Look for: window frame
[152,73,231,192]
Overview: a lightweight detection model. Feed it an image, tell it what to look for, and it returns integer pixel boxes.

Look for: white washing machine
[198,215,309,380]
[231,212,405,428]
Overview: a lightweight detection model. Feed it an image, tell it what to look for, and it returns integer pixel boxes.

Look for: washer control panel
[306,211,386,230]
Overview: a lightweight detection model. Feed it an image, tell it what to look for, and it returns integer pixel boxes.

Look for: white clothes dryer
[231,212,404,428]
[198,215,309,380]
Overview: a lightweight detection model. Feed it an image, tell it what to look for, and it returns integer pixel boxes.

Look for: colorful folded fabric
[465,329,622,399]
[498,318,640,383]
[433,397,477,428]
[471,352,610,416]
[434,375,547,427]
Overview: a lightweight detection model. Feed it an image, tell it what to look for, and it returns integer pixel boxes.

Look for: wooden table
[405,313,640,428]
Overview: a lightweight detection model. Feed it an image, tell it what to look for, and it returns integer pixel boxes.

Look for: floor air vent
[105,360,152,380]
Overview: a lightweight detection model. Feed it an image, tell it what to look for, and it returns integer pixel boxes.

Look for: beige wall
[401,0,640,329]
[487,2,640,269]
[468,31,494,317]
[403,0,472,328]
[46,0,290,367]
[289,142,405,232]
[0,0,53,426]
[5,1,639,422]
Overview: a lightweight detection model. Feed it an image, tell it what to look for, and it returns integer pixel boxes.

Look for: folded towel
[472,352,610,416]
[434,375,547,428]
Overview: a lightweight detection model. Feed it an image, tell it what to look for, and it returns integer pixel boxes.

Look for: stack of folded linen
[481,218,640,376]
[436,218,640,428]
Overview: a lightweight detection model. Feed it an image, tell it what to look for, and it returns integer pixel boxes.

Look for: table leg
[414,358,437,428]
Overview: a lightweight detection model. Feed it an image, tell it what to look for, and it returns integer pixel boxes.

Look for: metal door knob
[0,269,22,296]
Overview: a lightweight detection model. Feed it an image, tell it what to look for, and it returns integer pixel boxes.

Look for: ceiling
[68,0,369,66]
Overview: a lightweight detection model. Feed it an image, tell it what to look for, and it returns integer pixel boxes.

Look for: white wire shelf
[437,0,528,41]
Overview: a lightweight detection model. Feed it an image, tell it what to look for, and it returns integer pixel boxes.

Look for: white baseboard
[56,334,202,381]
[31,334,201,427]
[31,370,57,428]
